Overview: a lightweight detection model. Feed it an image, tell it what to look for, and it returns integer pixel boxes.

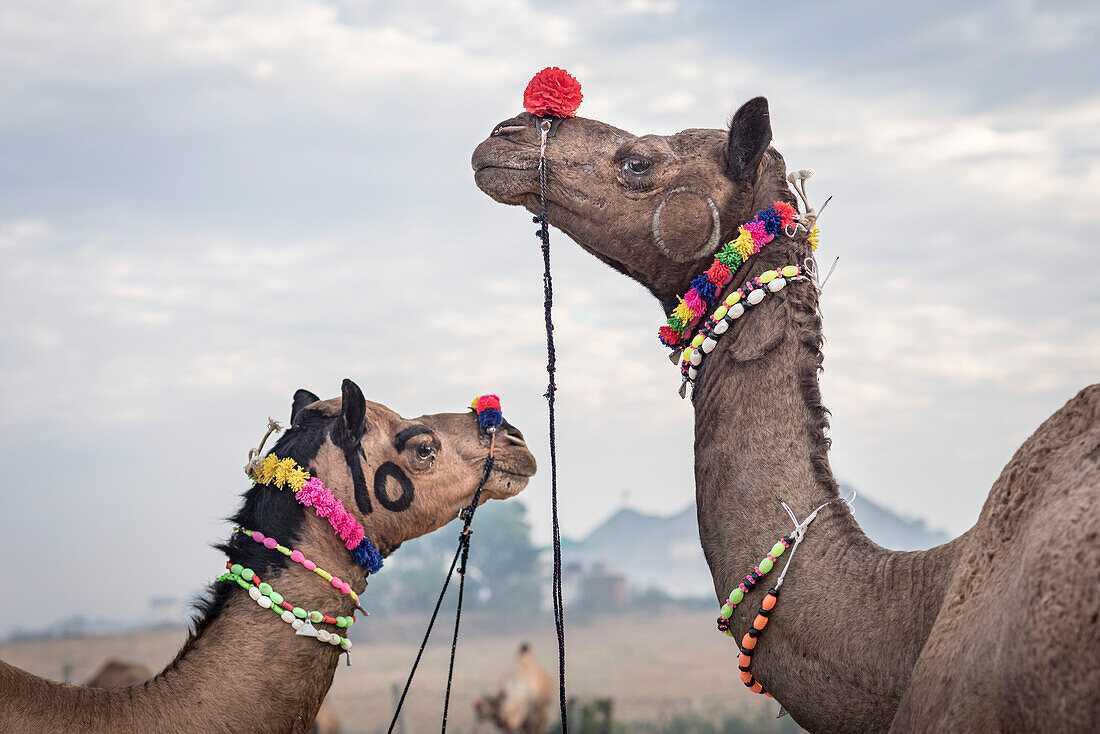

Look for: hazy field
[0,610,795,733]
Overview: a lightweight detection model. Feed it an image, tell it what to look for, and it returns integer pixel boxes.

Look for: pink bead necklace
[236,526,364,612]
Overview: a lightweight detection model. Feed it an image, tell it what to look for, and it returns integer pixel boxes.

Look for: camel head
[223,379,536,578]
[473,97,799,312]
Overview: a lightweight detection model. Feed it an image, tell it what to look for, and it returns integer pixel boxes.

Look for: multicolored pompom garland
[470,394,504,430]
[218,563,354,651]
[658,201,802,351]
[248,456,383,574]
[237,527,363,608]
[678,265,804,388]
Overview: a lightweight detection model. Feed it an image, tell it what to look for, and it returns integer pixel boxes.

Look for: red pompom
[523,67,583,118]
[476,394,501,413]
[706,261,731,286]
[658,326,682,347]
[774,201,798,229]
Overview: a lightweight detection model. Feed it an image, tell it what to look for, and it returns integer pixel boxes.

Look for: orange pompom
[749,682,764,694]
[762,594,777,611]
[753,615,769,631]
[740,671,753,685]
[738,653,752,668]
[742,633,757,650]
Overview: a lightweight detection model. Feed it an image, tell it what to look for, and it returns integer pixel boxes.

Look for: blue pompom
[477,408,503,429]
[756,207,782,235]
[352,537,384,574]
[690,275,717,304]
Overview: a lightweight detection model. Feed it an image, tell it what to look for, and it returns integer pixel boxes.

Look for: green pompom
[258,583,272,596]
[336,617,348,628]
[720,604,733,619]
[292,607,307,619]
[729,588,744,605]
[759,558,774,574]
[715,245,743,268]
[230,563,243,575]
[269,592,283,606]
[771,542,785,558]
[240,568,254,581]
[309,610,323,623]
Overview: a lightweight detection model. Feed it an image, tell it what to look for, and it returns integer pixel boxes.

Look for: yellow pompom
[809,225,820,252]
[672,300,696,324]
[734,228,756,259]
[255,454,281,485]
[273,458,302,490]
[286,466,310,492]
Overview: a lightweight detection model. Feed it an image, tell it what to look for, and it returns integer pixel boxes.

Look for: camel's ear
[290,389,320,423]
[727,297,789,363]
[726,97,772,181]
[340,379,367,443]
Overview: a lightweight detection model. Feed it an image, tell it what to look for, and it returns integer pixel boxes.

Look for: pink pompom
[263,537,277,550]
[290,550,305,564]
[683,290,705,314]
[252,531,265,543]
[330,576,343,589]
[340,582,352,595]
[303,559,317,571]
[343,523,365,550]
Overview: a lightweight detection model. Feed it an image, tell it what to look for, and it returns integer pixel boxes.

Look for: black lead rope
[535,118,569,733]
[386,438,495,734]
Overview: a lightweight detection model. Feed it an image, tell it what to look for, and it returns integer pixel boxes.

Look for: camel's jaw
[481,440,537,499]
[471,145,539,207]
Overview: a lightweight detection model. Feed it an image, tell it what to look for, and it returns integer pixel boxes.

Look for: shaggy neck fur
[692,171,967,731]
[0,421,361,734]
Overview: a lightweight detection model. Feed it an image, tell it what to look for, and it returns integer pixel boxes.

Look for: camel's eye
[622,157,652,176]
[416,444,435,461]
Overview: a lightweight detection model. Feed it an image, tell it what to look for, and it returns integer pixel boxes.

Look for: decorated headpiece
[470,394,504,430]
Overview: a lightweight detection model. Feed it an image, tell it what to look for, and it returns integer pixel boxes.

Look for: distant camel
[474,99,1100,732]
[475,643,553,734]
[0,380,536,733]
[83,660,154,689]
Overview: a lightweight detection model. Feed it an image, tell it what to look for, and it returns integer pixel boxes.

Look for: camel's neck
[691,274,963,732]
[0,525,360,734]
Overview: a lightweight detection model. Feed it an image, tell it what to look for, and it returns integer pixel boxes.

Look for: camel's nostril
[502,432,527,448]
[492,124,527,137]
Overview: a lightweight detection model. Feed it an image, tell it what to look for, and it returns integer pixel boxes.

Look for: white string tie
[244,418,284,476]
[773,491,855,589]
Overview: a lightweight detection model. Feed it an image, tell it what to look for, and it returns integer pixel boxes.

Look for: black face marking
[393,425,433,454]
[374,461,415,513]
[348,445,373,515]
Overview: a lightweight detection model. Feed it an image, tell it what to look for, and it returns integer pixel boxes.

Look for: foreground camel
[473,101,1100,732]
[0,379,536,733]
[474,643,553,734]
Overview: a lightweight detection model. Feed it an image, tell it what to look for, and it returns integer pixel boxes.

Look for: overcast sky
[1,0,1098,636]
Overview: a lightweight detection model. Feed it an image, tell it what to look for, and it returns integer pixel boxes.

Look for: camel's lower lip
[493,464,536,480]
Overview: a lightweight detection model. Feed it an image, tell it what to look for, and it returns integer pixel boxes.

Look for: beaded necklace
[218,562,354,651]
[236,527,364,611]
[677,265,806,397]
[716,493,854,702]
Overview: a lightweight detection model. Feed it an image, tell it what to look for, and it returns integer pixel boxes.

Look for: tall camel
[473,100,1100,732]
[0,379,536,733]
